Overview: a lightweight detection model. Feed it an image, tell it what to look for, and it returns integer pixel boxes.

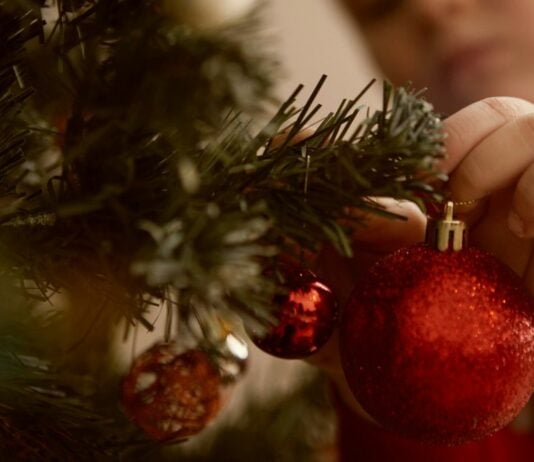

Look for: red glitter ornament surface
[121,345,221,441]
[341,244,534,445]
[253,270,339,359]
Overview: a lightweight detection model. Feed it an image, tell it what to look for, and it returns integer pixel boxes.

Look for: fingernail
[508,211,526,238]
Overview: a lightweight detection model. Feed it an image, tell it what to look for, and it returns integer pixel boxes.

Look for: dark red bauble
[253,270,339,359]
[121,344,222,441]
[340,243,534,445]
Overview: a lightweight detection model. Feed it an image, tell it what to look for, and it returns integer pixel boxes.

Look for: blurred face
[343,0,534,113]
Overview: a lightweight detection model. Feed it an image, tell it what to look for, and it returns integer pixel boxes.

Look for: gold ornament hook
[426,201,467,251]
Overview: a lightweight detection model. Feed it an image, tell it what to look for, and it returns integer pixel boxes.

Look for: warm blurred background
[268,0,381,114]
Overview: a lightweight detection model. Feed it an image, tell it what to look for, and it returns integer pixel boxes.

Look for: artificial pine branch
[0,1,447,457]
[0,0,446,336]
[0,276,142,460]
[241,77,446,257]
[0,2,41,205]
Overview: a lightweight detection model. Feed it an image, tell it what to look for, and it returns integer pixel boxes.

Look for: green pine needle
[0,1,447,456]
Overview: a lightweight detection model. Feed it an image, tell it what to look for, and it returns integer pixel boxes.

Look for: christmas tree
[0,0,447,459]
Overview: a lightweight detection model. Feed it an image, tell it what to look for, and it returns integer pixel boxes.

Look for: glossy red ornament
[252,269,339,359]
[341,241,534,445]
[121,344,222,441]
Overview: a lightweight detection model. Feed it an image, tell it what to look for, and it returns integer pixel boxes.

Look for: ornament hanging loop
[426,201,467,251]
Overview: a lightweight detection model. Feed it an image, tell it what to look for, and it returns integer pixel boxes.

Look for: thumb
[349,198,427,252]
[314,198,426,305]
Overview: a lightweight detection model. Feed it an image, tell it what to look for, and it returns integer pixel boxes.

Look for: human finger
[440,97,534,174]
[311,199,428,349]
[348,198,427,251]
[509,162,534,238]
[269,127,315,149]
[448,112,534,202]
[314,199,426,304]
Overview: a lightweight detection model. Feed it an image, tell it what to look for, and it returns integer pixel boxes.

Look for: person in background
[310,1,534,460]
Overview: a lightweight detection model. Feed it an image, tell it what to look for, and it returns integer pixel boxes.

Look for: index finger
[439,97,534,174]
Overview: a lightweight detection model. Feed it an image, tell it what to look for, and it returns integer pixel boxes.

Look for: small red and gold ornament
[340,202,534,444]
[121,344,222,442]
[252,268,339,359]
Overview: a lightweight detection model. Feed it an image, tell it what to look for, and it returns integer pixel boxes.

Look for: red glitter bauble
[121,344,222,441]
[253,270,339,359]
[340,243,534,444]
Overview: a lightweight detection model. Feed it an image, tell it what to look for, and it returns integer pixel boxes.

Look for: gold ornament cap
[425,201,467,252]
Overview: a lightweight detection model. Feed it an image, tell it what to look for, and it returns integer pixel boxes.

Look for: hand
[309,96,534,415]
[443,97,534,293]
